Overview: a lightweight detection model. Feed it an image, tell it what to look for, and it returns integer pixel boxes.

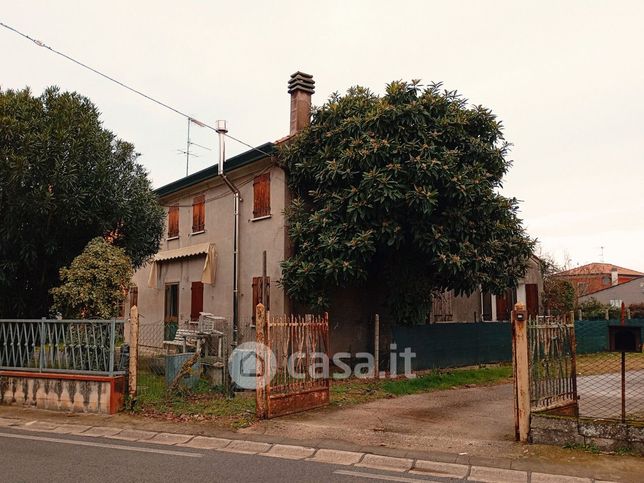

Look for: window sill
[251,214,272,222]
[167,236,180,241]
[190,230,206,236]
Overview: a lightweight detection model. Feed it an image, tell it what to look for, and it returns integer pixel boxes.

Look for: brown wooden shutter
[251,276,270,324]
[168,206,179,237]
[525,284,539,318]
[190,281,204,321]
[192,195,205,232]
[129,286,138,308]
[253,173,271,218]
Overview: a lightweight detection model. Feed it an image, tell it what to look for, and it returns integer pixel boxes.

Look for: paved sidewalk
[0,413,640,482]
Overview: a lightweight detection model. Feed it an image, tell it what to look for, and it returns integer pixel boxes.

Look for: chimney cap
[288,71,315,94]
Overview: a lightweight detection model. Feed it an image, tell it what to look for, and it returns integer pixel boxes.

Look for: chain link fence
[135,314,233,401]
[575,319,644,422]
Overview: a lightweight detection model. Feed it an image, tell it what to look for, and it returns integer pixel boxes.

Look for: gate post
[128,305,139,401]
[512,303,530,442]
[255,303,268,419]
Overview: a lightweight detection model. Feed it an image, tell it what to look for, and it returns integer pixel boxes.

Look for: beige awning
[147,242,217,288]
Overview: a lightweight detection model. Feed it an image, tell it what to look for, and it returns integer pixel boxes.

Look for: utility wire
[0,20,274,159]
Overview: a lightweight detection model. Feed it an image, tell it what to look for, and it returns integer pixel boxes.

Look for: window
[192,195,205,232]
[251,276,270,325]
[129,286,138,309]
[190,281,204,321]
[431,291,453,323]
[168,206,179,238]
[164,283,179,323]
[253,173,271,218]
[609,299,623,308]
[601,275,611,286]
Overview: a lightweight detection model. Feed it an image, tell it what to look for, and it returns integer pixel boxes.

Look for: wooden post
[128,305,139,400]
[605,308,610,320]
[374,314,380,379]
[255,303,267,419]
[512,303,530,443]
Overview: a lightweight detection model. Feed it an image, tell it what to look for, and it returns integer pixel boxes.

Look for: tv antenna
[179,118,211,176]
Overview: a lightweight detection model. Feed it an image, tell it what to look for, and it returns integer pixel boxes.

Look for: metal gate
[528,314,578,413]
[255,304,330,419]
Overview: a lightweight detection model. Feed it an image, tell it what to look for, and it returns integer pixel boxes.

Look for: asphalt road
[0,427,447,483]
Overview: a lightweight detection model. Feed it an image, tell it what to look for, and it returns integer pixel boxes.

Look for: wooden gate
[528,314,578,413]
[255,304,330,419]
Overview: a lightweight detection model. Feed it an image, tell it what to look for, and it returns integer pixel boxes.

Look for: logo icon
[228,341,276,389]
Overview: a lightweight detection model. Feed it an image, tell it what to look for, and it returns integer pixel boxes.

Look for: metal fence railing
[0,319,126,376]
[575,319,644,422]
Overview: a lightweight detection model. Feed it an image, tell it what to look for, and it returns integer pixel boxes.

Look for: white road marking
[334,469,437,482]
[0,431,202,458]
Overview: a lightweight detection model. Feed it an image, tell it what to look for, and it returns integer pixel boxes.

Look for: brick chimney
[288,71,315,135]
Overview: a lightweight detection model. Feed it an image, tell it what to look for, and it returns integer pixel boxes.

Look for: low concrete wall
[0,371,125,414]
[531,413,644,454]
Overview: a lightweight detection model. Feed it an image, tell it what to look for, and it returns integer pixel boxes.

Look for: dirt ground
[242,382,520,457]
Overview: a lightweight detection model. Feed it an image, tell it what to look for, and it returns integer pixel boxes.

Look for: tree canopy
[51,237,133,319]
[279,81,534,324]
[0,86,164,318]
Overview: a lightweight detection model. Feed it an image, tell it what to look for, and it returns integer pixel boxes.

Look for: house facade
[130,72,543,355]
[578,276,644,308]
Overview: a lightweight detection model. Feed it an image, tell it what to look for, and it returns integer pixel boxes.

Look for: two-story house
[131,71,543,356]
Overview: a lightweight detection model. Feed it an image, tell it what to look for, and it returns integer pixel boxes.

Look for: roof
[555,262,644,277]
[155,142,275,198]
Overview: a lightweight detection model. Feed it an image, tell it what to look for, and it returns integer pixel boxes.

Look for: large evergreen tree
[0,86,164,318]
[279,81,534,324]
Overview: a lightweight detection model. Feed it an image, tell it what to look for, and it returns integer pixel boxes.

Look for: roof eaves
[154,142,275,198]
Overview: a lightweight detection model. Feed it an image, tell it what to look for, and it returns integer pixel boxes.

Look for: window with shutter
[253,173,271,218]
[190,281,204,321]
[251,276,270,325]
[192,195,205,232]
[168,206,179,238]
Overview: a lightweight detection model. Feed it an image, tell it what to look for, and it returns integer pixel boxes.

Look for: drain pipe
[215,120,242,348]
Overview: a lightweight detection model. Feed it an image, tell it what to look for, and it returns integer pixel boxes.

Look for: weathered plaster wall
[132,162,287,342]
[531,413,644,454]
[0,372,125,414]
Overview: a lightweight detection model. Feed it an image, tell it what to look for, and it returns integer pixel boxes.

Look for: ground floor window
[164,283,179,323]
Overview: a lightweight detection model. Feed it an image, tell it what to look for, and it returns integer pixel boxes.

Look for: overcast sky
[2,1,643,271]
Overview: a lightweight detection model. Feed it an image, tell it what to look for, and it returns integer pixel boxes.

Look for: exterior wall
[531,413,644,454]
[578,276,644,306]
[0,372,125,414]
[132,160,288,344]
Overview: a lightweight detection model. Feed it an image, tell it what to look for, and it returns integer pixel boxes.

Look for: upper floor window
[168,205,179,238]
[192,195,205,232]
[253,173,271,218]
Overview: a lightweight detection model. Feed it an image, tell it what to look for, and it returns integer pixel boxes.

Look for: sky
[2,1,643,271]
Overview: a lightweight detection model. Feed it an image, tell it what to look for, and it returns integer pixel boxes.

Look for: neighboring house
[578,276,644,308]
[553,263,644,300]
[130,71,543,355]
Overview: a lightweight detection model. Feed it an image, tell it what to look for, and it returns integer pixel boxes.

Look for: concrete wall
[0,372,125,414]
[531,413,644,454]
[132,160,288,343]
[578,276,644,306]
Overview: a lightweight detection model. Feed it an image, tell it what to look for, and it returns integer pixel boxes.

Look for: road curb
[0,415,618,482]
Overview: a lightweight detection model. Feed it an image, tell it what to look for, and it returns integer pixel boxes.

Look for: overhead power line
[0,20,274,159]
